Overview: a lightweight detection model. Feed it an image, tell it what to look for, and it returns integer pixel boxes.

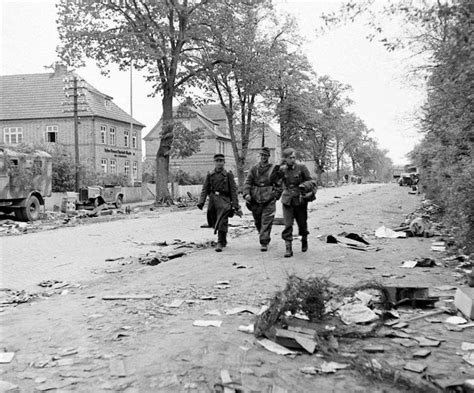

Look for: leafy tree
[325,0,473,251]
[194,0,295,186]
[56,0,219,203]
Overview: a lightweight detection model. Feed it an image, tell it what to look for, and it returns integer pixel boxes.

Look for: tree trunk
[236,156,246,190]
[155,88,174,204]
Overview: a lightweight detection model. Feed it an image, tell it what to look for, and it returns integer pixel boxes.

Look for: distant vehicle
[0,146,52,221]
[398,173,414,186]
[76,185,124,209]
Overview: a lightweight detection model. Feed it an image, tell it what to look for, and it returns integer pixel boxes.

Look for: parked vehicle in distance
[76,185,124,209]
[398,173,414,186]
[0,146,52,221]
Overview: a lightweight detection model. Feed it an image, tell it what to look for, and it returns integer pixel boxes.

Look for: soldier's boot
[301,236,308,252]
[216,231,226,252]
[284,241,293,258]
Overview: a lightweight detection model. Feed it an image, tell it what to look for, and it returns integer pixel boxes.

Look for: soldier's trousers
[281,202,309,242]
[251,200,276,245]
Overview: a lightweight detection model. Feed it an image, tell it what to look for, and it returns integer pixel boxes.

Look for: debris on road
[401,258,436,268]
[300,361,349,375]
[445,316,468,325]
[102,294,155,300]
[431,241,446,252]
[412,349,431,358]
[237,324,254,334]
[0,289,36,305]
[454,287,474,318]
[257,339,297,356]
[326,234,379,251]
[193,320,222,328]
[0,353,15,364]
[164,299,184,308]
[403,362,427,373]
[375,226,406,238]
[225,306,260,315]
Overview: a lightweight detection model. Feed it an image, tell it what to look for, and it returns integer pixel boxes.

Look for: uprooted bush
[254,275,390,338]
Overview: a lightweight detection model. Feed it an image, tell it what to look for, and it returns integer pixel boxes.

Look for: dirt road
[1,184,472,392]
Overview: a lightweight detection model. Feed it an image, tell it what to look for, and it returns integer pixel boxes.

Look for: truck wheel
[115,196,123,209]
[18,195,41,221]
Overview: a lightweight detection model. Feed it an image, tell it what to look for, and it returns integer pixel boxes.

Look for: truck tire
[115,196,123,209]
[17,195,41,221]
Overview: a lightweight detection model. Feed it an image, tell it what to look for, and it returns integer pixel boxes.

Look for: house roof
[0,71,145,127]
[143,105,230,141]
[201,104,227,121]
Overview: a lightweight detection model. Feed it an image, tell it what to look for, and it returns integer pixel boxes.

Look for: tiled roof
[201,104,227,121]
[143,105,230,141]
[0,71,145,127]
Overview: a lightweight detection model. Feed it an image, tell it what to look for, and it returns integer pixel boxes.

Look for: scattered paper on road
[403,362,427,373]
[0,352,15,363]
[375,226,406,238]
[165,299,184,308]
[445,316,468,325]
[204,309,221,316]
[237,324,254,334]
[338,303,378,325]
[193,320,222,327]
[225,306,260,315]
[257,339,297,355]
[401,260,418,268]
[461,342,474,351]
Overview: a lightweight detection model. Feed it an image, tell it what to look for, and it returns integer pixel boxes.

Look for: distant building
[0,64,145,181]
[144,103,280,178]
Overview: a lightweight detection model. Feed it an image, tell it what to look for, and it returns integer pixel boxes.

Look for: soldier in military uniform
[243,147,282,252]
[279,148,317,257]
[197,153,242,252]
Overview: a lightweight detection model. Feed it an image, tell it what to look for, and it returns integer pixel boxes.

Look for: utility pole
[63,75,86,192]
[73,77,80,192]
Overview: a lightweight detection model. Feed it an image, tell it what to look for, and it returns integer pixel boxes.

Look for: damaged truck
[0,146,52,221]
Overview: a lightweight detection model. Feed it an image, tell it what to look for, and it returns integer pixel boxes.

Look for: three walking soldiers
[198,148,316,257]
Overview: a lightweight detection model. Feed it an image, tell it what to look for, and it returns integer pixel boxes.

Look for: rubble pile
[249,275,473,392]
[0,288,36,306]
[0,219,39,235]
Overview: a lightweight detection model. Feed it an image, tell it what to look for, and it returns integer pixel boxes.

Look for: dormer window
[104,99,111,107]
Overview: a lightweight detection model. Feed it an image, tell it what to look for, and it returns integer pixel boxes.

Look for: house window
[217,140,225,155]
[132,130,137,149]
[3,127,23,145]
[124,129,129,147]
[46,125,58,143]
[110,159,117,174]
[124,160,130,176]
[101,158,107,173]
[105,99,111,107]
[109,126,116,145]
[132,161,138,179]
[100,125,107,144]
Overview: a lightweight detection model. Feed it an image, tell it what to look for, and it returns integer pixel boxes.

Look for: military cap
[260,147,271,156]
[213,153,225,160]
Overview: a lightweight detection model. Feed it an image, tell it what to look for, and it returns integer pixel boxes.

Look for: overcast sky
[1,0,426,165]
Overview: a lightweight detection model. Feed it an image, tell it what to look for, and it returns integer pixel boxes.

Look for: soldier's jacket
[198,168,239,210]
[279,163,314,206]
[243,163,282,204]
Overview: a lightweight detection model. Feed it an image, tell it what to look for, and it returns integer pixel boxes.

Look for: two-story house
[144,103,280,178]
[0,64,145,181]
